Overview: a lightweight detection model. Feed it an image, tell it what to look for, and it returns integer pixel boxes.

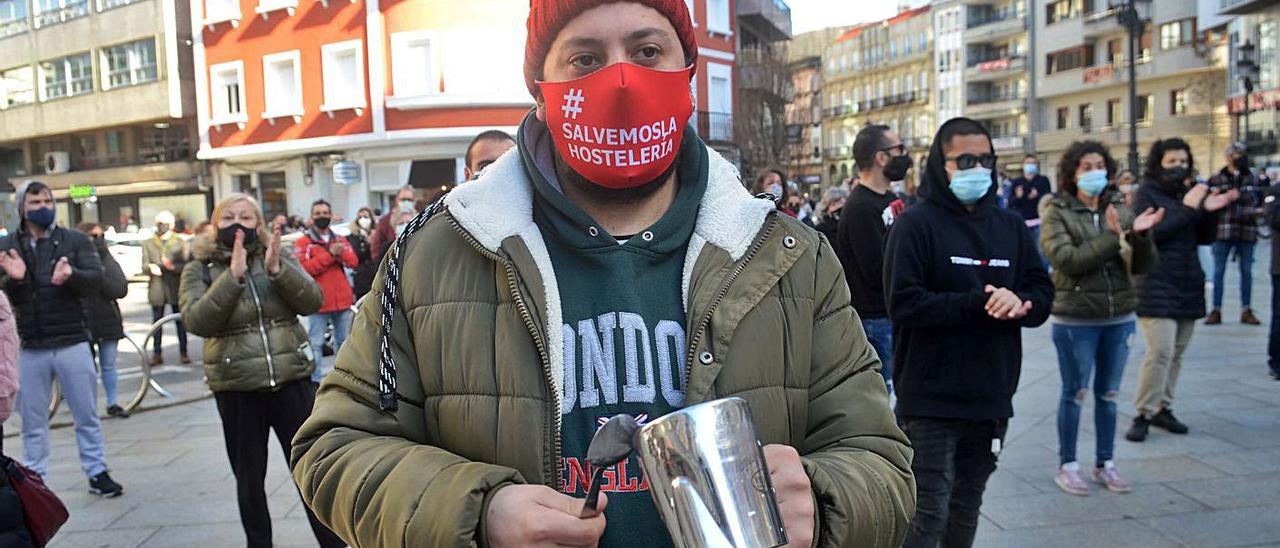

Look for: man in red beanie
[293,2,915,547]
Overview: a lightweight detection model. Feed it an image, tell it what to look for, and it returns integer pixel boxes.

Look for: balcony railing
[697,111,734,143]
[34,0,90,28]
[823,146,851,159]
[0,16,29,37]
[967,93,1026,106]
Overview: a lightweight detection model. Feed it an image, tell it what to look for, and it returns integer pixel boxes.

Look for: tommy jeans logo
[562,88,585,120]
[950,256,1012,268]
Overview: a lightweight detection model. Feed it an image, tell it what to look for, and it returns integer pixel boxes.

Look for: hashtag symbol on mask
[561,88,585,120]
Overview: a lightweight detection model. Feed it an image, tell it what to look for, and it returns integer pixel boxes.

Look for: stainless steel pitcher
[632,397,788,548]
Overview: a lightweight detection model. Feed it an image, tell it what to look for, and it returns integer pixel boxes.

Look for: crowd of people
[0,0,1275,547]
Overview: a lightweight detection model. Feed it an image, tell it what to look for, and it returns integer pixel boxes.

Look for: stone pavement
[4,247,1278,547]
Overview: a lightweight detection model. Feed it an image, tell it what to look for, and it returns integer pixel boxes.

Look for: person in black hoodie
[77,222,131,419]
[1125,138,1238,442]
[885,118,1053,548]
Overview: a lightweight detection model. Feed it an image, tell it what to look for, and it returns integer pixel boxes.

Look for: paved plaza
[4,247,1279,547]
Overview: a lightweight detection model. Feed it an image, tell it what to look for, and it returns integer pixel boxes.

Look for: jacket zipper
[245,267,278,388]
[1093,211,1116,318]
[683,215,778,389]
[448,217,562,489]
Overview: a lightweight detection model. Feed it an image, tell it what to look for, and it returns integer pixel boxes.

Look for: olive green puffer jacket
[179,235,322,392]
[290,146,915,548]
[1039,193,1158,319]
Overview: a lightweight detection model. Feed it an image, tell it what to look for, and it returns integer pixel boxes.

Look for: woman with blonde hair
[178,193,343,548]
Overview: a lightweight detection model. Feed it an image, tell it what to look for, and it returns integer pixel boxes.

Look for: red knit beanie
[524,0,698,97]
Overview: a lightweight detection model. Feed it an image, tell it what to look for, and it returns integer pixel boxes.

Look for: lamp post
[1117,0,1149,176]
[1236,40,1258,147]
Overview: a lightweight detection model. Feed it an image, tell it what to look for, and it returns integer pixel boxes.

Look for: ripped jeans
[1052,321,1135,466]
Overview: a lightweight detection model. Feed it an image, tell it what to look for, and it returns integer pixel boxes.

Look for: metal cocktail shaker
[632,397,788,548]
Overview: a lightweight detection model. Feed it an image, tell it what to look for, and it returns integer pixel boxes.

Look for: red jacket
[295,230,358,313]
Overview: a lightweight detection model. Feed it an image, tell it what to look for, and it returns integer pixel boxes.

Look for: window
[39,52,92,100]
[210,61,246,124]
[920,70,928,91]
[1056,107,1069,130]
[1047,47,1093,75]
[261,50,302,118]
[321,40,365,112]
[1079,103,1093,129]
[1137,94,1153,123]
[1160,19,1195,50]
[1140,29,1153,61]
[1107,38,1124,65]
[76,135,96,168]
[889,40,897,59]
[138,123,191,163]
[34,0,88,28]
[905,74,914,94]
[101,39,158,90]
[1107,98,1122,127]
[1,0,29,38]
[1046,0,1082,25]
[707,0,730,34]
[390,31,439,98]
[257,172,288,221]
[1171,89,1188,115]
[1,66,34,108]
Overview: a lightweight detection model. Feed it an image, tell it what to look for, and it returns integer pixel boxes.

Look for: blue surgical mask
[1077,169,1110,197]
[26,206,55,229]
[1023,164,1038,176]
[949,168,993,205]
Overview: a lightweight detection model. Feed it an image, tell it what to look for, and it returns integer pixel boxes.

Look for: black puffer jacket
[346,232,376,300]
[1132,177,1219,319]
[0,226,103,349]
[83,237,128,342]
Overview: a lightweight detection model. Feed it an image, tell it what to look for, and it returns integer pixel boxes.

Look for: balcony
[737,0,792,41]
[823,146,850,160]
[1218,0,1280,15]
[991,135,1024,152]
[697,111,734,143]
[1037,114,1212,152]
[965,94,1026,118]
[964,56,1027,83]
[33,0,90,28]
[0,16,29,38]
[965,14,1025,43]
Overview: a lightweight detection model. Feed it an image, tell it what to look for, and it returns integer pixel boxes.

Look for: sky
[787,0,920,35]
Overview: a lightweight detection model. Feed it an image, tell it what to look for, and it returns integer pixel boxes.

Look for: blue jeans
[95,339,120,408]
[16,342,108,479]
[1052,322,1134,466]
[861,317,893,392]
[308,310,351,383]
[1211,240,1256,310]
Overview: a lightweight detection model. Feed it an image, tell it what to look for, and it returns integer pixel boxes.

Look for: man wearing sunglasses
[836,124,910,394]
[885,118,1053,548]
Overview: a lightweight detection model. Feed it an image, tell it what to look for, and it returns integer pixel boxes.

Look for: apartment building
[785,27,848,190]
[0,0,200,232]
[1033,0,1230,186]
[935,0,1035,169]
[1221,0,1280,170]
[193,0,737,220]
[822,5,933,187]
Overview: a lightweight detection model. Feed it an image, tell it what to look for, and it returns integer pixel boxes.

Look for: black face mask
[884,155,914,182]
[217,223,258,249]
[313,216,331,230]
[1234,157,1250,171]
[1164,166,1190,185]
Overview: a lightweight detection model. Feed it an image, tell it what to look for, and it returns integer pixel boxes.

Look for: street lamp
[1236,40,1259,147]
[1116,0,1150,176]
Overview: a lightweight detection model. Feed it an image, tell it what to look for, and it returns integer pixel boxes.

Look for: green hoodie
[521,115,708,547]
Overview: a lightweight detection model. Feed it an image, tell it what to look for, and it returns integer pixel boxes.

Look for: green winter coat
[1039,193,1158,319]
[178,235,322,392]
[144,235,188,306]
[290,145,916,548]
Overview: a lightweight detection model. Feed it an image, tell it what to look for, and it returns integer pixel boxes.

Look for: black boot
[1125,415,1150,442]
[1151,409,1189,434]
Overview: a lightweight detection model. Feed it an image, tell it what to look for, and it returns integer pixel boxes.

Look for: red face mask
[538,63,694,190]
